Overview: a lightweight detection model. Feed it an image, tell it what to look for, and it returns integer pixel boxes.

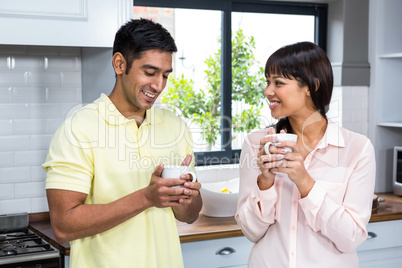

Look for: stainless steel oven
[393,146,402,196]
[0,213,61,268]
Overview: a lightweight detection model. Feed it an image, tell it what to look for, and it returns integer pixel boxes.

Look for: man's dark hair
[113,18,177,74]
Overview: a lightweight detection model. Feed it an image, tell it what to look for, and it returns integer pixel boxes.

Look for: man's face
[120,49,173,115]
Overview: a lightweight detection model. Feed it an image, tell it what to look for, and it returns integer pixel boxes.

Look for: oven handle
[0,251,60,265]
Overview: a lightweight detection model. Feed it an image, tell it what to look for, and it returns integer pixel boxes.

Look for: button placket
[137,123,150,159]
[288,185,299,268]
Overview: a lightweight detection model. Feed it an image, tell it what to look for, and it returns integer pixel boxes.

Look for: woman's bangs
[265,55,295,80]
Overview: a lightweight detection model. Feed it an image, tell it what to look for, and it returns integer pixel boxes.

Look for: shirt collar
[144,105,162,125]
[317,120,345,149]
[96,93,162,126]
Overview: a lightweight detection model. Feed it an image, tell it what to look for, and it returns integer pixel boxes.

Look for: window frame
[134,0,328,166]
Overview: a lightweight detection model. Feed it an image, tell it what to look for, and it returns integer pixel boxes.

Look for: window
[134,0,328,166]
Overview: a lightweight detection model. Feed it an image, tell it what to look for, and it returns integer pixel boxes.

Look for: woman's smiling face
[264,74,314,120]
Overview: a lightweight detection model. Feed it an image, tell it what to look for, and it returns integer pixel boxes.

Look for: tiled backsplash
[340,86,369,136]
[329,86,369,137]
[0,45,82,214]
[0,45,370,215]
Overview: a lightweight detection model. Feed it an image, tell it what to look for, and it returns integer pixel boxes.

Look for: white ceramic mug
[264,133,298,174]
[264,133,298,155]
[161,165,196,187]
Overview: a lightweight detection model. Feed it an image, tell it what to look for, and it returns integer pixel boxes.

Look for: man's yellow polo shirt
[43,94,195,268]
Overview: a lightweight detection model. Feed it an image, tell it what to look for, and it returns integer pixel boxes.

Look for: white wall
[0,45,82,214]
[329,86,369,136]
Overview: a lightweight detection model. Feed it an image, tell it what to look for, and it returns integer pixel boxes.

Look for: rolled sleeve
[299,182,326,231]
[43,120,94,194]
[236,184,277,243]
[236,130,279,243]
[299,138,375,253]
[251,182,278,220]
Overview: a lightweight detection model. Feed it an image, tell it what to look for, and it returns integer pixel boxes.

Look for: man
[42,19,202,267]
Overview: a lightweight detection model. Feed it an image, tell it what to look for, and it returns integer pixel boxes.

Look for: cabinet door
[0,0,132,47]
[64,256,70,268]
[181,236,253,268]
[357,220,402,267]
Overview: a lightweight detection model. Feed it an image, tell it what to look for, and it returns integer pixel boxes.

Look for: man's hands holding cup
[146,154,201,208]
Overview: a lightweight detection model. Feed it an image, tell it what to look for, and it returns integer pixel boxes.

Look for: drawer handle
[215,247,236,255]
[367,231,377,239]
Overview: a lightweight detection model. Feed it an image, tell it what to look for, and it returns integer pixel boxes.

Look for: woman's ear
[112,52,126,75]
[314,78,320,92]
[306,87,311,97]
[306,78,320,97]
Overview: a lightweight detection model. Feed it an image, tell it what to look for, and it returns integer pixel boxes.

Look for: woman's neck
[288,111,327,157]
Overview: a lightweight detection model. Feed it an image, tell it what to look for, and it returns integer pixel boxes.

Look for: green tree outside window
[162,29,266,150]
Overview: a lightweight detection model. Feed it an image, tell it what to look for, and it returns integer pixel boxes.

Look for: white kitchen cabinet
[181,236,253,268]
[0,0,132,47]
[181,220,402,268]
[357,220,402,267]
[369,0,402,192]
[64,255,70,268]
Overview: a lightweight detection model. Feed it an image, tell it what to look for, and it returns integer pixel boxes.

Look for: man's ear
[112,52,126,75]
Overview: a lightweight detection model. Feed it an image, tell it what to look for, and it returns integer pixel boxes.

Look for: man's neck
[108,90,146,127]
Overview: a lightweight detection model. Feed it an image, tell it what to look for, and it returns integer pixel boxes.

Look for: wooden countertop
[29,192,402,256]
[29,212,71,256]
[370,193,402,222]
[176,213,243,243]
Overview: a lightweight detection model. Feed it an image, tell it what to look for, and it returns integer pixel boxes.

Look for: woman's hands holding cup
[258,127,314,196]
[257,127,280,189]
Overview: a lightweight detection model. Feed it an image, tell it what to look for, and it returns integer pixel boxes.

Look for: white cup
[264,133,298,155]
[264,133,298,174]
[161,165,197,187]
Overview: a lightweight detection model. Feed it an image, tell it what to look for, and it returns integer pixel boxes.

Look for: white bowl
[200,177,239,217]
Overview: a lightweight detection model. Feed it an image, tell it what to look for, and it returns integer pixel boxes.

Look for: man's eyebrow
[142,64,173,73]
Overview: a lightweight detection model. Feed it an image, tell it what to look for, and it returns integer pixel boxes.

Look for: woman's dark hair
[113,18,177,74]
[265,41,333,133]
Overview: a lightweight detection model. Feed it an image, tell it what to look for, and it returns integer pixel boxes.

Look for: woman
[235,42,375,268]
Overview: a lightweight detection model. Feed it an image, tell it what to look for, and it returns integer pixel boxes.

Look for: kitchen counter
[29,192,402,256]
[29,213,70,256]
